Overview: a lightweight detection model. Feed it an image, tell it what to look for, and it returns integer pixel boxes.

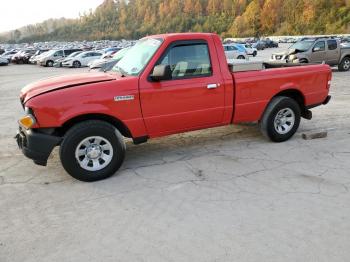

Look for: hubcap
[344,60,350,70]
[273,108,295,135]
[75,136,113,171]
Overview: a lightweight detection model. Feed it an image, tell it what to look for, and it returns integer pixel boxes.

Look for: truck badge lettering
[114,95,135,101]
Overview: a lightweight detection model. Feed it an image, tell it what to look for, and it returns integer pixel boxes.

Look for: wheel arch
[298,57,309,63]
[340,54,350,61]
[58,113,132,138]
[272,89,305,111]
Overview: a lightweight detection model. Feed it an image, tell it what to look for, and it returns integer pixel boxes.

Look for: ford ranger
[16,33,332,182]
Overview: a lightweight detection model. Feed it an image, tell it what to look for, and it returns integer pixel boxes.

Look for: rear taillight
[327,72,332,89]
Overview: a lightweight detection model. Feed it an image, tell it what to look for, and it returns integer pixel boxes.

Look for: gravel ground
[1,44,350,262]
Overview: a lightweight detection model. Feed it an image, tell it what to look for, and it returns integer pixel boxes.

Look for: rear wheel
[253,51,257,57]
[237,55,245,60]
[59,120,126,182]
[259,96,301,142]
[338,57,350,71]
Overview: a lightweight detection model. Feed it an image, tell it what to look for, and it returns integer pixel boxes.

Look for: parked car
[16,33,332,181]
[264,39,279,48]
[62,51,103,68]
[237,43,257,56]
[0,56,9,65]
[38,49,82,67]
[89,47,130,71]
[271,38,350,71]
[29,50,49,64]
[87,51,115,67]
[54,51,83,67]
[103,47,121,53]
[11,49,37,64]
[223,44,248,60]
[1,50,18,62]
[252,41,265,50]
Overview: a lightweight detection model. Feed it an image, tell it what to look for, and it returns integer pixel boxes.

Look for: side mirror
[313,47,321,52]
[150,64,172,81]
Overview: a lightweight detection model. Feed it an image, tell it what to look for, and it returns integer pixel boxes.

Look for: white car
[1,50,17,62]
[223,44,248,60]
[0,56,9,65]
[62,51,103,68]
[243,44,258,57]
[87,51,115,68]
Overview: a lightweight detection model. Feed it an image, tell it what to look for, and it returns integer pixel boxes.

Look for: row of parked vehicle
[0,44,133,71]
[224,38,279,51]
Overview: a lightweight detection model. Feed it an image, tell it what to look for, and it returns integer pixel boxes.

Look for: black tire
[259,96,301,142]
[46,60,54,67]
[253,51,257,57]
[73,61,81,68]
[59,120,126,182]
[299,59,308,64]
[338,57,350,72]
[237,55,245,60]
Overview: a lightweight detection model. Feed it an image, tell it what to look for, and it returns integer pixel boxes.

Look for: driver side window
[159,43,212,79]
[313,41,325,52]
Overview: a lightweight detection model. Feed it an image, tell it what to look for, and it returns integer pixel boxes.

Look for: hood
[20,72,116,103]
[275,49,304,57]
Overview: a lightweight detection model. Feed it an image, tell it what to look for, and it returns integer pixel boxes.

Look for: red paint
[22,33,331,139]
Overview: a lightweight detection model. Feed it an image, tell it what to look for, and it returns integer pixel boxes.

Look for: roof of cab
[143,32,218,41]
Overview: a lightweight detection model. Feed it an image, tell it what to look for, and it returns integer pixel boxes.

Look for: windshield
[235,44,246,52]
[112,38,163,76]
[68,51,82,58]
[44,50,56,56]
[290,40,314,51]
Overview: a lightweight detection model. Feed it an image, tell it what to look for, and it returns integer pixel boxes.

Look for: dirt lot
[1,45,350,262]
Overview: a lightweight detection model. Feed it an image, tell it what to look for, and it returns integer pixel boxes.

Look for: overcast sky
[0,0,104,33]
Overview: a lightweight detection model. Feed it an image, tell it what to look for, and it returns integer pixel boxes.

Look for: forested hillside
[1,0,350,42]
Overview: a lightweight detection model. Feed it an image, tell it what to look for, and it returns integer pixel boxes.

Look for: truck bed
[227,60,316,73]
[230,63,331,123]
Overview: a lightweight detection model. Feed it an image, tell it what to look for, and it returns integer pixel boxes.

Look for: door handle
[207,83,218,89]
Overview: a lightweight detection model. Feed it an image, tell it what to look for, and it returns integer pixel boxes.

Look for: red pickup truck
[16,33,331,181]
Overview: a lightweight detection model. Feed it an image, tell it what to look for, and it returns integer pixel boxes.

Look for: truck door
[326,39,339,66]
[310,41,326,63]
[139,39,225,136]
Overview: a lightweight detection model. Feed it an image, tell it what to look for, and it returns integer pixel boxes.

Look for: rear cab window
[327,40,337,50]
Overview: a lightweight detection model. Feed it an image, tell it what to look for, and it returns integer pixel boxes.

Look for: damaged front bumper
[15,127,62,166]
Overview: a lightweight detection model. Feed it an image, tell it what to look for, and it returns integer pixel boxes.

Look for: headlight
[288,55,297,60]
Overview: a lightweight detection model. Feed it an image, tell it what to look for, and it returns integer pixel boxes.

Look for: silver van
[38,49,82,67]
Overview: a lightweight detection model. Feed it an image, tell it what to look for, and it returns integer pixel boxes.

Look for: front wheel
[338,57,350,72]
[253,51,257,57]
[259,96,301,142]
[59,120,126,182]
[73,61,81,68]
[46,60,54,67]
